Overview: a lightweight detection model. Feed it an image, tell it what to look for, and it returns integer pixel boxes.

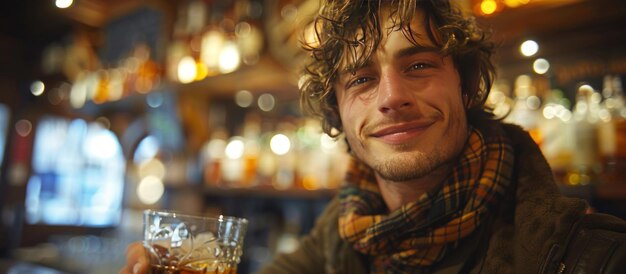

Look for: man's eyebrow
[337,46,439,77]
[339,60,373,76]
[395,45,440,59]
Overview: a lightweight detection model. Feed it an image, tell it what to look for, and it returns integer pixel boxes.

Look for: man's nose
[377,70,414,114]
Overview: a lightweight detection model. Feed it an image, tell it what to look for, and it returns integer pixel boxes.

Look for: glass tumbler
[143,210,248,274]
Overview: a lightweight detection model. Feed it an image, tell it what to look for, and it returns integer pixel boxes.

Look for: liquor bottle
[272,119,297,190]
[538,89,574,185]
[133,43,161,93]
[505,75,543,145]
[598,75,626,186]
[295,118,325,190]
[241,113,261,187]
[257,130,277,188]
[92,70,110,104]
[203,128,228,187]
[568,84,601,185]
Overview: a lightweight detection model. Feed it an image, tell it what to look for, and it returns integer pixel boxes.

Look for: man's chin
[369,153,439,182]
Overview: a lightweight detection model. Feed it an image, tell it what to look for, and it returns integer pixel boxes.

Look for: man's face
[335,9,468,182]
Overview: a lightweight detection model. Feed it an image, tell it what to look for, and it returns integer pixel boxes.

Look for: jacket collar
[476,122,588,273]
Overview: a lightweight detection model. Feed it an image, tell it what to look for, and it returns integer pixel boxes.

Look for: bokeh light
[235,90,254,108]
[30,80,45,96]
[138,158,166,180]
[533,58,550,74]
[55,0,73,9]
[177,56,197,84]
[520,40,539,57]
[137,175,164,205]
[218,41,241,74]
[258,93,275,112]
[146,92,164,108]
[270,134,291,155]
[225,138,245,159]
[15,120,33,137]
[480,0,498,15]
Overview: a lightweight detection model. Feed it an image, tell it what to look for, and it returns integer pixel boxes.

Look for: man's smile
[368,119,437,145]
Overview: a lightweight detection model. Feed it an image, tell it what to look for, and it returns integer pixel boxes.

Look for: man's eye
[408,62,432,71]
[347,77,371,88]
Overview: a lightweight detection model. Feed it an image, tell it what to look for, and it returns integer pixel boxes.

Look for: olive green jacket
[256,123,626,273]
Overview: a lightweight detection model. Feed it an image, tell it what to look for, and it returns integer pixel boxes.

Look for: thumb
[133,251,149,274]
[133,261,148,274]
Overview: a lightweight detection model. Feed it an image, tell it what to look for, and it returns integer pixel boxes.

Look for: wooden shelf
[595,183,626,201]
[201,185,337,200]
[164,182,337,200]
[558,183,626,201]
[558,184,593,200]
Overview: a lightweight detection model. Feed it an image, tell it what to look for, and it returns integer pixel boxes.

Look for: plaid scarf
[338,127,514,273]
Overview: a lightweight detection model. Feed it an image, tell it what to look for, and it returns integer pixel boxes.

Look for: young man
[121,0,626,273]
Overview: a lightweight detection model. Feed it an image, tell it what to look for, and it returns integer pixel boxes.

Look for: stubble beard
[349,114,467,183]
[369,149,445,182]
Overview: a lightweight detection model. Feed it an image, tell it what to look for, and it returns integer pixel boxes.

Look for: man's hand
[118,242,148,274]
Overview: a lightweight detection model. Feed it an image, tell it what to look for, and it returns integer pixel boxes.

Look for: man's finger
[125,242,149,273]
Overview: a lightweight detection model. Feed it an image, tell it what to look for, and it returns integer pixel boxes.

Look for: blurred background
[0,0,625,273]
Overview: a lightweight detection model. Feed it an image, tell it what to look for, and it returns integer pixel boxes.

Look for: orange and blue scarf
[338,127,514,272]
